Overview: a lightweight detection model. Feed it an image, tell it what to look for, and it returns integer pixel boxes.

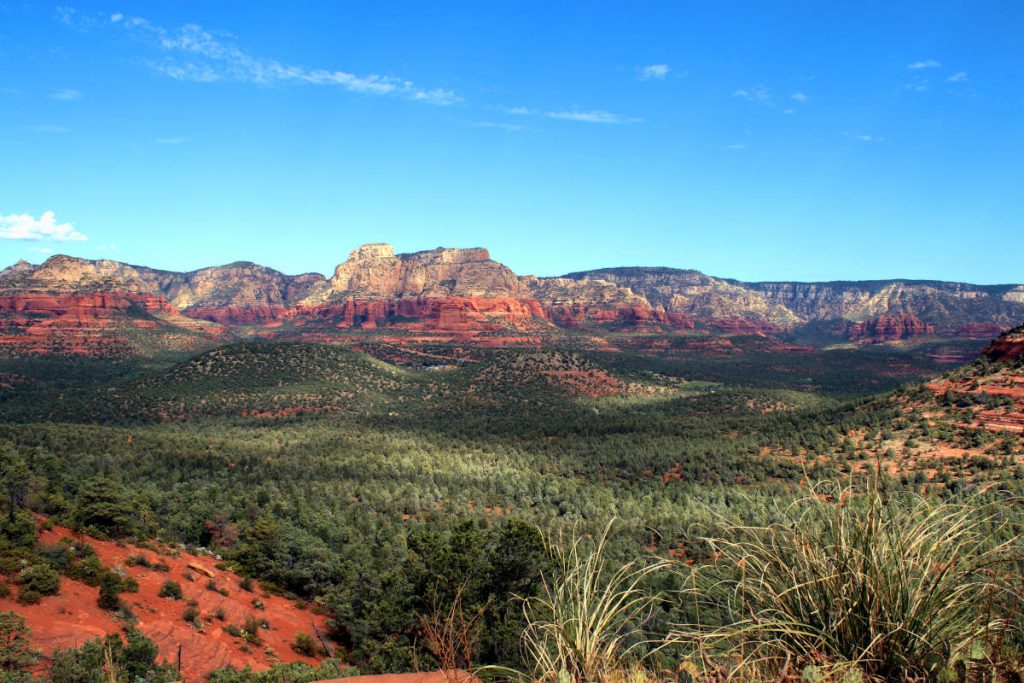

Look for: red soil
[1,524,330,679]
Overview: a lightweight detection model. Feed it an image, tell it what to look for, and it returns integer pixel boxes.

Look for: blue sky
[1,1,1021,283]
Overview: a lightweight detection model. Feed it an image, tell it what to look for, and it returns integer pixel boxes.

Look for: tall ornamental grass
[671,483,1022,681]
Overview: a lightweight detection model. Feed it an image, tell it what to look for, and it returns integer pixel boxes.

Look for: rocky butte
[1,243,1024,356]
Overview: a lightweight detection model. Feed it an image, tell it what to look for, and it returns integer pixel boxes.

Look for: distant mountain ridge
[2,243,1023,356]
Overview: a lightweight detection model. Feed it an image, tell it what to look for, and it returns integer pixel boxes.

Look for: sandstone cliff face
[844,314,935,343]
[554,268,799,328]
[985,325,1024,362]
[0,255,328,325]
[749,280,1024,333]
[2,247,1023,356]
[297,244,543,330]
[326,244,521,299]
[519,275,675,327]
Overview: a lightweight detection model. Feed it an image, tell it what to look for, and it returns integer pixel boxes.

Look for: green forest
[2,337,1023,682]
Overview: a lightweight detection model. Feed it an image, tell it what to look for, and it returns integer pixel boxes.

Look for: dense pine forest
[1,333,1024,681]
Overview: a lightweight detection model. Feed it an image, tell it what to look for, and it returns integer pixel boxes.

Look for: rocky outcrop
[985,326,1024,362]
[326,244,522,299]
[556,268,799,328]
[0,292,174,318]
[844,314,935,343]
[288,244,544,331]
[2,247,1023,355]
[291,296,545,331]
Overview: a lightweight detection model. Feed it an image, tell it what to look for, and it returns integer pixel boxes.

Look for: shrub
[239,576,253,592]
[671,482,1021,680]
[19,564,60,596]
[126,554,152,568]
[0,583,9,599]
[97,573,122,611]
[65,554,104,586]
[251,597,265,610]
[183,604,201,626]
[15,589,40,605]
[224,623,242,637]
[292,631,320,657]
[158,580,183,600]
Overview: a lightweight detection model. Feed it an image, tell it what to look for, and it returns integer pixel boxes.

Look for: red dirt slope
[0,524,330,679]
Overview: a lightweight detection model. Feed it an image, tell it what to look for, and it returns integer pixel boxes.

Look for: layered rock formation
[297,244,545,331]
[986,325,1024,362]
[844,314,934,343]
[2,244,1023,356]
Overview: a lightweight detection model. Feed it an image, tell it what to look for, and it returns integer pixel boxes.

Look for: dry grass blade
[669,481,1022,681]
[484,519,667,683]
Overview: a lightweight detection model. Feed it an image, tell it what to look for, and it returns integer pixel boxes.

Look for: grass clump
[671,481,1022,681]
[496,520,667,683]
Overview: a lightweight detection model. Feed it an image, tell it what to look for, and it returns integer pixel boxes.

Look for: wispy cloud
[503,106,534,116]
[638,64,670,81]
[472,121,525,132]
[546,110,639,124]
[723,144,747,150]
[790,91,808,102]
[31,125,71,134]
[51,88,81,101]
[855,134,885,143]
[0,211,87,242]
[103,14,461,105]
[156,136,186,144]
[0,86,22,96]
[907,59,941,70]
[900,78,931,93]
[946,71,969,83]
[733,85,771,103]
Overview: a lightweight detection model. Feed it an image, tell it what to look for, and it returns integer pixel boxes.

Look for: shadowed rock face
[844,314,934,343]
[1,245,1023,356]
[986,325,1024,362]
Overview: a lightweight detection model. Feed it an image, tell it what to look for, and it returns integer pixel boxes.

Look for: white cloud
[790,91,808,102]
[855,134,885,143]
[900,78,930,93]
[546,110,639,124]
[734,85,771,104]
[112,15,460,105]
[503,106,534,116]
[110,12,123,22]
[51,88,81,101]
[156,136,186,144]
[907,59,941,70]
[946,71,969,83]
[638,64,670,81]
[782,108,796,114]
[723,144,747,150]
[0,211,88,242]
